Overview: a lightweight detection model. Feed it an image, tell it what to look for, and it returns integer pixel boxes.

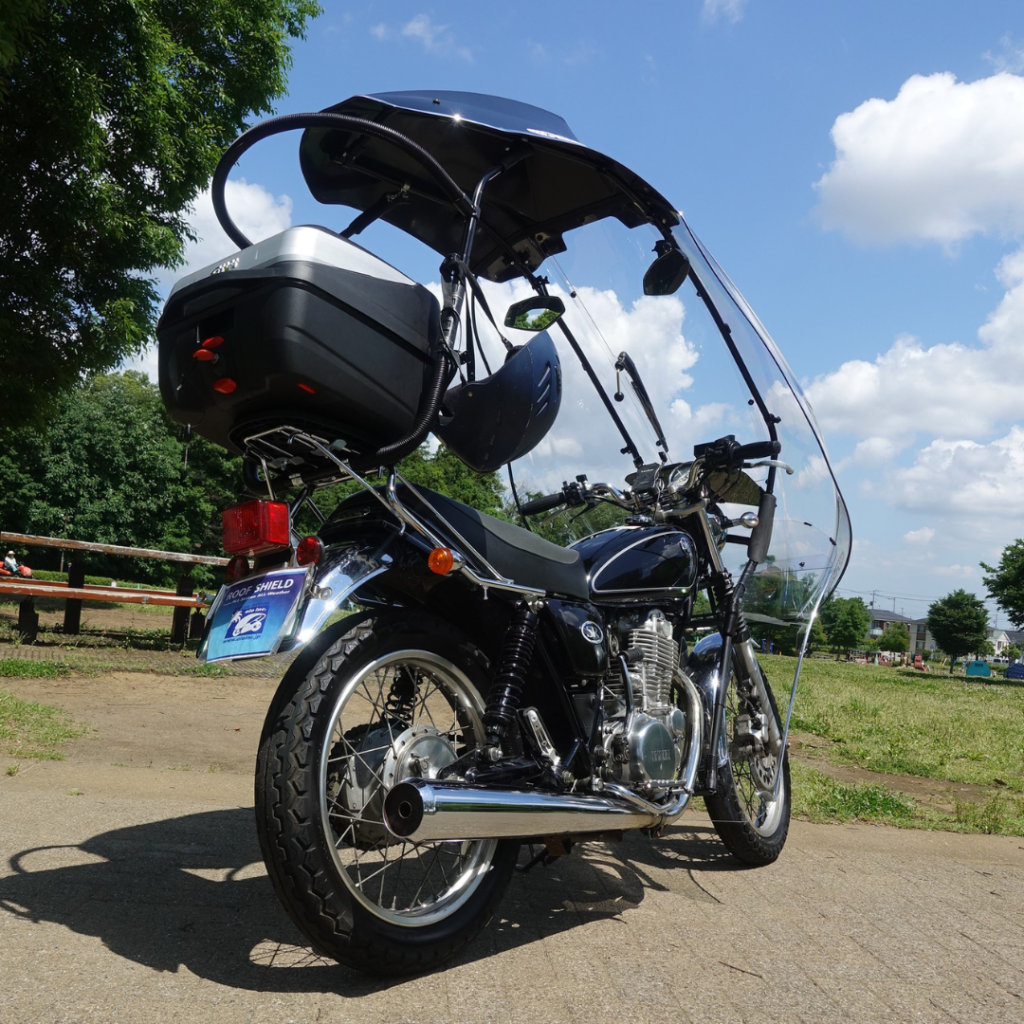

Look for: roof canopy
[299,90,678,282]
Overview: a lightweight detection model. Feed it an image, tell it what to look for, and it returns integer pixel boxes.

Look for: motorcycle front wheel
[704,663,791,866]
[255,611,518,976]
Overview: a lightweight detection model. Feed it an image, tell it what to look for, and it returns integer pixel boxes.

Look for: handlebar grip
[520,491,567,516]
[737,440,781,461]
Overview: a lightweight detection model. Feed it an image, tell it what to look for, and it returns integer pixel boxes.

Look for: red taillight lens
[202,335,225,349]
[221,500,290,555]
[213,377,237,394]
[193,349,218,362]
[297,382,316,394]
[225,554,250,583]
[296,535,323,566]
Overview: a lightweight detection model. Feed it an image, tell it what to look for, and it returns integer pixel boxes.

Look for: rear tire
[255,612,518,976]
[704,664,790,866]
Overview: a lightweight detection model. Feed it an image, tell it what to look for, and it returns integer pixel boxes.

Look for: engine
[603,610,687,787]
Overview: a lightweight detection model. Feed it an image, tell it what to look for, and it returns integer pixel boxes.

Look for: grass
[788,764,1024,836]
[0,688,87,760]
[757,655,1024,834]
[761,656,1024,792]
[0,658,71,678]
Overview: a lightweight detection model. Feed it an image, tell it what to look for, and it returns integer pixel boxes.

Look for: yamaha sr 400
[158,91,851,975]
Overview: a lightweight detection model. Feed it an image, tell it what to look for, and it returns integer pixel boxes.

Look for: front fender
[686,632,724,768]
[280,537,394,650]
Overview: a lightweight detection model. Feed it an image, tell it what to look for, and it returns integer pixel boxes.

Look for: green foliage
[819,596,870,658]
[1006,644,1021,661]
[0,659,71,678]
[982,539,1024,630]
[0,372,243,586]
[927,590,989,673]
[0,686,86,759]
[0,0,320,428]
[879,621,909,654]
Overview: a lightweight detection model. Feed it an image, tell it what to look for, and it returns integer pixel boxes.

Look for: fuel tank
[570,525,698,602]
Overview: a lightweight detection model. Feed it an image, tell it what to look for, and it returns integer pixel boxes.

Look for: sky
[132,0,1024,623]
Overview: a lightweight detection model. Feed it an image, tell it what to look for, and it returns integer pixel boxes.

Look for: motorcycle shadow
[0,808,742,993]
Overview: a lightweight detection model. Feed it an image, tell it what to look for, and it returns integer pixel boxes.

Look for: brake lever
[745,458,795,475]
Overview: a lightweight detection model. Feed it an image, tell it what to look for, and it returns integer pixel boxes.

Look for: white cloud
[871,426,1024,518]
[702,0,748,24]
[806,247,1024,443]
[123,180,292,381]
[984,35,1024,75]
[815,72,1024,246]
[401,14,472,61]
[904,527,935,544]
[369,23,388,40]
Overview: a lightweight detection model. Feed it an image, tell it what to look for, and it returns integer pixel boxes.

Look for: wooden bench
[1,531,228,644]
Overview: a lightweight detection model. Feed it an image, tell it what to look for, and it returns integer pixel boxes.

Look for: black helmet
[435,331,562,473]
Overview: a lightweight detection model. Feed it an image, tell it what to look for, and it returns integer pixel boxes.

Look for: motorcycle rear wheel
[704,665,790,866]
[255,612,518,976]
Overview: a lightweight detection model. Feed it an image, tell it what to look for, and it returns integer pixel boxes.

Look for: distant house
[867,609,917,652]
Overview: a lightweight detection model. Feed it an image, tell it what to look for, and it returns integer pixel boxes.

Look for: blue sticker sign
[203,568,308,662]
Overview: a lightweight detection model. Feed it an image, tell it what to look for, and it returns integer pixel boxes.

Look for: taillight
[225,554,250,583]
[296,535,323,566]
[221,500,290,555]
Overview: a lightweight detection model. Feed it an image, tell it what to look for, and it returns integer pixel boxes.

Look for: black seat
[401,486,590,601]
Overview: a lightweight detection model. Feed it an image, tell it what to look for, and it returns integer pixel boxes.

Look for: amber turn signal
[428,547,456,575]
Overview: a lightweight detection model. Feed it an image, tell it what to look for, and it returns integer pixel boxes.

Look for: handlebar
[520,490,571,516]
[693,435,780,472]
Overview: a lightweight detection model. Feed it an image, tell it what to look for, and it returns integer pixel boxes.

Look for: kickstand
[516,846,555,874]
[516,838,573,874]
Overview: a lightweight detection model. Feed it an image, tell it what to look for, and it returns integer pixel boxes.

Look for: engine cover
[606,709,685,784]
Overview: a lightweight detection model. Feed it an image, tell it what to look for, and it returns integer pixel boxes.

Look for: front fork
[703,557,782,793]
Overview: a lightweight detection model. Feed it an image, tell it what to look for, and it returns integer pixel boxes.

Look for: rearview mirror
[643,246,690,296]
[503,295,565,331]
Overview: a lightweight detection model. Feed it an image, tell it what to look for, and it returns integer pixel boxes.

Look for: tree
[981,540,1024,630]
[1005,644,1021,662]
[0,0,320,429]
[0,371,242,586]
[879,622,909,655]
[819,596,870,659]
[926,590,989,674]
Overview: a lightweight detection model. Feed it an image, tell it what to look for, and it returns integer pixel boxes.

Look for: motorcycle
[157,91,851,975]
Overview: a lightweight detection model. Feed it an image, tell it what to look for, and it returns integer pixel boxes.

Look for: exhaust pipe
[383,779,670,842]
[382,670,703,844]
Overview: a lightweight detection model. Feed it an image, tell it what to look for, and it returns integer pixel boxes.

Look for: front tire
[704,663,791,866]
[255,612,518,976]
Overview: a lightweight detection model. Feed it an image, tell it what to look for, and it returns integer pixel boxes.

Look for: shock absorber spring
[484,604,539,747]
[385,665,418,728]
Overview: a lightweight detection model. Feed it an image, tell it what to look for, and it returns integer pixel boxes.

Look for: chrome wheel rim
[318,649,497,928]
[724,684,786,837]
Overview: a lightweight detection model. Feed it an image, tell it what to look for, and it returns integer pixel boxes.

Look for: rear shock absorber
[484,603,539,751]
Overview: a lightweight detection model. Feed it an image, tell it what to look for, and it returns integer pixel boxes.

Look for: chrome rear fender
[279,537,394,651]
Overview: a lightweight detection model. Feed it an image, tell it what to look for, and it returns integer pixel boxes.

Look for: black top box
[157,227,439,460]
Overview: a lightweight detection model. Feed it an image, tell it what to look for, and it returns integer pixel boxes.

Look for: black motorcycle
[157,91,851,975]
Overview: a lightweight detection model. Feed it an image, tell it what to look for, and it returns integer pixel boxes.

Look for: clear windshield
[466,215,850,621]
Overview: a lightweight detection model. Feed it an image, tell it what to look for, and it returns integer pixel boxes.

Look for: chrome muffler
[382,669,703,843]
[383,779,669,842]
